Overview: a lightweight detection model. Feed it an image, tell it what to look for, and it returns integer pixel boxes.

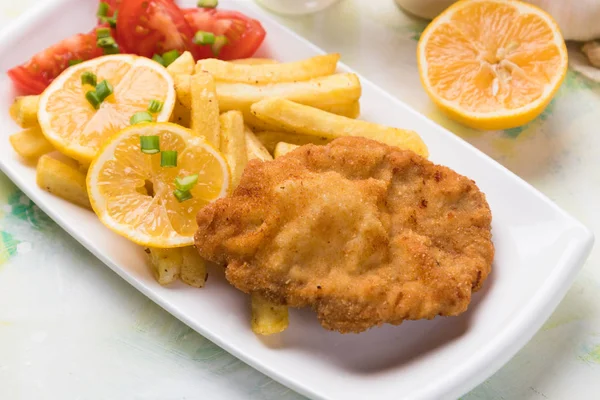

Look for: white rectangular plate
[0,1,594,399]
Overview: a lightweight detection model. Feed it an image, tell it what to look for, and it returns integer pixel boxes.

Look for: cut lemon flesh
[417,0,568,130]
[38,55,175,163]
[87,123,230,248]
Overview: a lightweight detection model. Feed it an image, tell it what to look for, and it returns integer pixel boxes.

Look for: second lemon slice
[417,0,568,130]
[87,123,230,248]
[38,54,175,163]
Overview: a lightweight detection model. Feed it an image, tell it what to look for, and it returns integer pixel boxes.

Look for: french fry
[10,95,40,128]
[36,154,91,209]
[231,58,279,65]
[251,293,289,336]
[240,112,282,132]
[78,162,90,174]
[9,126,54,159]
[221,115,286,334]
[217,73,361,115]
[190,72,220,147]
[245,127,273,162]
[244,103,358,132]
[219,111,247,187]
[322,101,360,119]
[195,54,340,84]
[171,73,361,120]
[254,131,330,153]
[146,247,182,285]
[173,74,192,109]
[247,142,294,336]
[251,98,429,158]
[166,51,195,76]
[273,142,300,158]
[170,99,191,127]
[180,246,208,288]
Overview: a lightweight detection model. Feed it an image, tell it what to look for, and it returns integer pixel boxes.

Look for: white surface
[255,0,341,15]
[0,0,594,399]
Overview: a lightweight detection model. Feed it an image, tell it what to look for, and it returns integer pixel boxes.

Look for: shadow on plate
[259,265,497,374]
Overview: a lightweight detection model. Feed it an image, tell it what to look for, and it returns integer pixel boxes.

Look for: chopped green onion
[97,36,116,48]
[197,0,218,8]
[131,111,153,125]
[96,27,111,39]
[162,50,181,67]
[96,28,119,54]
[85,91,101,110]
[81,71,97,86]
[97,2,109,17]
[98,15,117,28]
[69,59,83,67]
[102,44,120,55]
[211,36,228,57]
[174,174,199,191]
[95,80,113,101]
[193,31,215,45]
[152,54,165,66]
[174,189,193,202]
[161,150,178,167]
[148,100,164,114]
[140,136,160,154]
[140,135,160,154]
[107,11,118,28]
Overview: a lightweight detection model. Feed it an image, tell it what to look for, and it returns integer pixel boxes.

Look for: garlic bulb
[394,0,600,41]
[393,0,455,20]
[528,0,600,41]
[568,42,600,82]
[582,41,600,68]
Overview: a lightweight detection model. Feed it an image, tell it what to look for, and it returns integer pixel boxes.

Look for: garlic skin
[527,0,600,41]
[393,0,455,19]
[582,41,600,68]
[394,0,600,41]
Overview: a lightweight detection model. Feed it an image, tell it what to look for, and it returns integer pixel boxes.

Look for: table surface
[1,1,600,399]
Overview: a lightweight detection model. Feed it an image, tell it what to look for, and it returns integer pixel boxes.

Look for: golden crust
[195,137,494,333]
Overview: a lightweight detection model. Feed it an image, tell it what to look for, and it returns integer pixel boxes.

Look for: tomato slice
[7,31,103,95]
[116,0,194,58]
[183,8,266,60]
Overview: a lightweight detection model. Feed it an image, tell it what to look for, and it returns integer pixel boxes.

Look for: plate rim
[0,1,594,399]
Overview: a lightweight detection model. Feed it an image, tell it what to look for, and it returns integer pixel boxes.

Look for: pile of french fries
[8,50,428,336]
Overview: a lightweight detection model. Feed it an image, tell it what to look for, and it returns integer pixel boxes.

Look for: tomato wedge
[183,8,266,60]
[7,31,103,95]
[7,1,268,94]
[116,0,194,58]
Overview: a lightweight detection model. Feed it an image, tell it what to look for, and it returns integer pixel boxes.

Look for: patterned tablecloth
[1,0,600,399]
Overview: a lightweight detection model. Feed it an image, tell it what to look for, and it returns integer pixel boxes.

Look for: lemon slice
[87,123,230,248]
[38,54,175,163]
[417,0,568,130]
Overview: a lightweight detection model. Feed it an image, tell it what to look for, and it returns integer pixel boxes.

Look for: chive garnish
[193,31,216,45]
[161,150,178,167]
[81,71,97,86]
[85,91,101,109]
[174,174,199,192]
[140,136,160,154]
[162,50,181,67]
[197,0,218,8]
[211,36,228,57]
[95,80,113,102]
[148,100,163,114]
[174,189,193,202]
[131,111,153,125]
